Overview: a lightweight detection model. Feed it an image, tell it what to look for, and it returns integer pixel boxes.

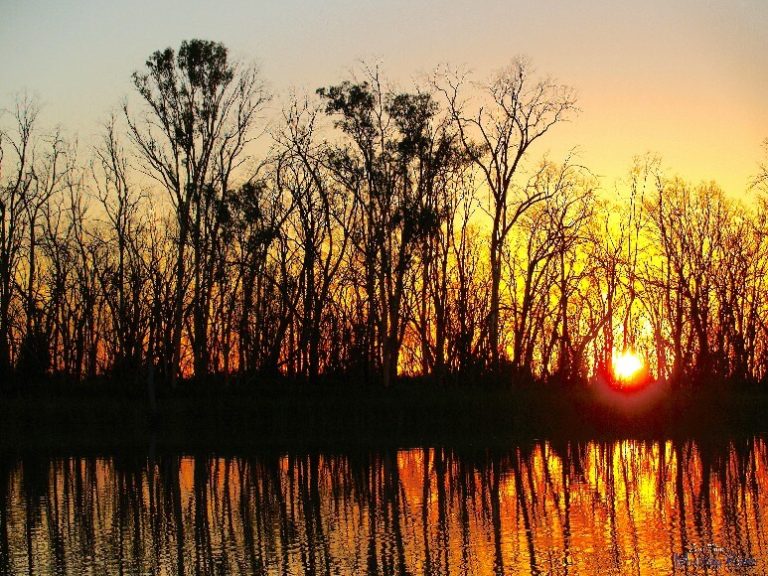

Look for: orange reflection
[2,440,767,575]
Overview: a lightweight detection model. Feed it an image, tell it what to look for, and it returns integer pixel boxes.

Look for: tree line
[1,39,767,391]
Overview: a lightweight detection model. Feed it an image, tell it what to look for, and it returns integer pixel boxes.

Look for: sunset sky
[2,0,766,194]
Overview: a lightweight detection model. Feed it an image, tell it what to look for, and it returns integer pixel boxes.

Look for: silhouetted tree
[438,59,577,375]
[126,39,269,383]
[4,48,768,389]
[319,67,457,386]
[0,95,69,383]
[274,96,352,382]
[91,115,148,382]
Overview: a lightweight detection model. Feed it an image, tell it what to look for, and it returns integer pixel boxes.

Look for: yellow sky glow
[2,0,766,194]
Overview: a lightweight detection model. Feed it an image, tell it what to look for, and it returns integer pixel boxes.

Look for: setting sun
[613,351,644,382]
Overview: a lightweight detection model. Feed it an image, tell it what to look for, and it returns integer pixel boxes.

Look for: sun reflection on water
[1,439,766,575]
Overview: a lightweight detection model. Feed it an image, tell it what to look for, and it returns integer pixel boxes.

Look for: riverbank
[1,379,767,454]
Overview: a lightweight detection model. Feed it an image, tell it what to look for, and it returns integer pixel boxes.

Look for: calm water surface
[1,438,767,575]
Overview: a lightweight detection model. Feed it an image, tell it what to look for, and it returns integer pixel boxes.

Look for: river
[1,437,765,575]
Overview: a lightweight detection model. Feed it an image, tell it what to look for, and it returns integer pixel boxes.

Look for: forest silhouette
[2,39,768,402]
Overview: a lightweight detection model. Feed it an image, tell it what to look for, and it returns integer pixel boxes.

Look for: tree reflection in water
[1,438,766,575]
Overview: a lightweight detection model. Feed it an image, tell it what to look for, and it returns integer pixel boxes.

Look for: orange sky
[2,0,766,194]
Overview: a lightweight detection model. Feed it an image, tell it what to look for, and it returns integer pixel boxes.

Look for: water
[1,438,766,575]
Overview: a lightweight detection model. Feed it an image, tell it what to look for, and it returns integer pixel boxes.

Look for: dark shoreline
[2,378,767,454]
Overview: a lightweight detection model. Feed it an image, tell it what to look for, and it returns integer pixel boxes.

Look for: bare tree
[753,138,768,193]
[319,68,458,386]
[437,58,577,374]
[0,95,70,382]
[91,115,149,380]
[0,97,39,377]
[125,39,269,383]
[273,96,353,382]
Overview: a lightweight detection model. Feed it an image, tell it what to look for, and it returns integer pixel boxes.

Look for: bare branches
[4,50,768,388]
[753,138,768,193]
[435,58,577,372]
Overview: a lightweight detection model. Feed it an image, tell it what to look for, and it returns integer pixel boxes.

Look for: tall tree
[92,116,148,380]
[0,95,69,382]
[274,97,352,383]
[126,39,269,383]
[438,59,576,374]
[0,97,39,378]
[319,69,454,386]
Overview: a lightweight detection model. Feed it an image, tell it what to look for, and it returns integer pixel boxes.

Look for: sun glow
[613,351,644,382]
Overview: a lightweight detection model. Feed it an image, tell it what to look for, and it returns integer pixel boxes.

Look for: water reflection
[1,439,767,575]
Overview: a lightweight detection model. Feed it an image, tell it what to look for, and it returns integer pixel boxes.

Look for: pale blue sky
[2,0,767,192]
